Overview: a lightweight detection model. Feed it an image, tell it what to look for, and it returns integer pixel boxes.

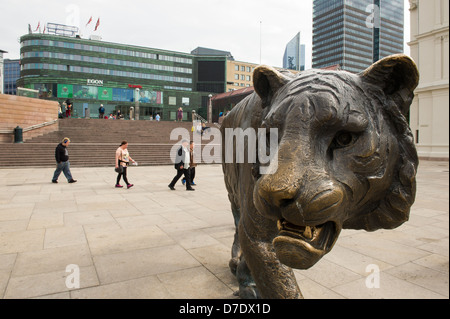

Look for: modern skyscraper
[283,32,306,71]
[312,0,404,73]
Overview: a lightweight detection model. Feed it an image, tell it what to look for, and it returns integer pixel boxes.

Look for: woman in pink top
[115,140,136,188]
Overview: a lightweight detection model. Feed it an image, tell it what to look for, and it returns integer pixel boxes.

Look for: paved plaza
[0,161,448,299]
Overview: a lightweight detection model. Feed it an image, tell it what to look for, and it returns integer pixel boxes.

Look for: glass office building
[3,59,20,95]
[312,0,404,73]
[17,33,226,120]
[283,32,306,71]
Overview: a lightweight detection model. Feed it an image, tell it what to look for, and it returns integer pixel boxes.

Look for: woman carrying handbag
[115,140,136,189]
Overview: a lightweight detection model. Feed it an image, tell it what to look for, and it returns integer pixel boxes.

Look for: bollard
[14,126,23,143]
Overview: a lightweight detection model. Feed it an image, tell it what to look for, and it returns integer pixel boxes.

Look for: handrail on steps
[0,119,58,134]
[192,112,222,128]
[192,112,208,124]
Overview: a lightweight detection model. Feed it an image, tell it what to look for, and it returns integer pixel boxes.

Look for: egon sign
[87,79,104,86]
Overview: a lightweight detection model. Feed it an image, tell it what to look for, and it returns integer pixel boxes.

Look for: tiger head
[252,54,419,269]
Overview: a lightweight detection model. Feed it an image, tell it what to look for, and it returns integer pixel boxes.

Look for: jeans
[52,161,73,182]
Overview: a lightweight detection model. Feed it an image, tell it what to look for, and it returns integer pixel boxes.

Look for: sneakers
[191,182,196,186]
[168,185,175,190]
[52,180,58,183]
[181,179,186,185]
[116,184,134,189]
[186,188,195,191]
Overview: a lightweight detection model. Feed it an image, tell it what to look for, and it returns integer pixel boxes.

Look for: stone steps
[0,119,221,168]
[26,118,196,144]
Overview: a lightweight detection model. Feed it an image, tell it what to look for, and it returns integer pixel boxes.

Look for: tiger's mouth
[273,219,340,269]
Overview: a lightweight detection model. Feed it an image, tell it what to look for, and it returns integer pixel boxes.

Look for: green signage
[57,84,73,98]
[98,87,113,101]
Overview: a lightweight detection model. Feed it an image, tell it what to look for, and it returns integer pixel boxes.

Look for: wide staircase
[0,118,221,168]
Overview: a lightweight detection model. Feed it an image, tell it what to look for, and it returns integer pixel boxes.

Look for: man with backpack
[99,104,105,119]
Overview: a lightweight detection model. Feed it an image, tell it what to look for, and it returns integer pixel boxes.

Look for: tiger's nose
[258,186,299,208]
[257,174,299,208]
[306,187,344,215]
[258,176,344,217]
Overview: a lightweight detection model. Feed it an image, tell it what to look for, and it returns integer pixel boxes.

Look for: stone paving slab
[0,161,448,299]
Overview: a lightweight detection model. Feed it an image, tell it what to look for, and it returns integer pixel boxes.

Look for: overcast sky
[0,0,410,69]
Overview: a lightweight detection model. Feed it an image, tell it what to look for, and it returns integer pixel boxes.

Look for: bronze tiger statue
[221,54,419,298]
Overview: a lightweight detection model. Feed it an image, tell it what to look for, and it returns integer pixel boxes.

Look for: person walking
[52,137,77,183]
[98,104,105,119]
[201,122,210,136]
[115,141,136,189]
[65,99,72,118]
[177,107,183,122]
[168,140,194,191]
[182,141,197,186]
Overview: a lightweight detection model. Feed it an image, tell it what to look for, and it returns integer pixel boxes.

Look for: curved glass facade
[18,34,225,120]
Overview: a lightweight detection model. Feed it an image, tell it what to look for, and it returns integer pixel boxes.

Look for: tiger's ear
[360,54,419,117]
[253,66,291,108]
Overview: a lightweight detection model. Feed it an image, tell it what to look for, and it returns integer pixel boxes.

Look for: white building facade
[408,0,449,160]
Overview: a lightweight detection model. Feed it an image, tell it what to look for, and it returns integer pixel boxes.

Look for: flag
[34,22,40,32]
[28,24,32,34]
[94,18,100,31]
[86,16,92,27]
[43,25,46,33]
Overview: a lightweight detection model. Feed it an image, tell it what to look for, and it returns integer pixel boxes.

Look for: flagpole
[94,17,100,32]
[259,20,262,65]
[84,16,93,38]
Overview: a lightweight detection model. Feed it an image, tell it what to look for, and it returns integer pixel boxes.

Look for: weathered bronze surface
[221,54,419,299]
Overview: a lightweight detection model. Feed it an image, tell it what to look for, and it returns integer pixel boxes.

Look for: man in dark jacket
[52,137,77,183]
[99,104,105,119]
[168,139,194,191]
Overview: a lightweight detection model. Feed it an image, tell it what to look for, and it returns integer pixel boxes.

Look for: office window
[235,65,239,71]
[234,74,239,80]
[241,66,245,71]
[246,75,251,81]
[246,67,251,72]
[198,61,225,81]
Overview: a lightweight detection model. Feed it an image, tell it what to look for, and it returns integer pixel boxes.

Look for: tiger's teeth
[303,226,313,239]
[277,220,283,231]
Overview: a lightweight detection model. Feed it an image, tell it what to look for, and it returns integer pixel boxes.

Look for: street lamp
[208,94,212,123]
[134,88,140,120]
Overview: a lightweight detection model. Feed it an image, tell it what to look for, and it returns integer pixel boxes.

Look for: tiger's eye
[335,132,353,146]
